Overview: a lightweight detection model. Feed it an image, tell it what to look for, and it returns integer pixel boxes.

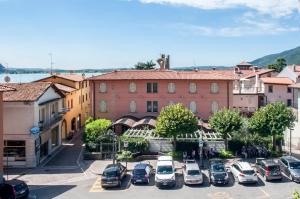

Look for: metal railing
[39,113,63,131]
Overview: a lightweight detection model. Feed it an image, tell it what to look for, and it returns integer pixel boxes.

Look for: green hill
[251,46,300,67]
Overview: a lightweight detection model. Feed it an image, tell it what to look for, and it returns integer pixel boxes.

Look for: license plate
[163,182,167,185]
[136,180,142,182]
[217,181,222,183]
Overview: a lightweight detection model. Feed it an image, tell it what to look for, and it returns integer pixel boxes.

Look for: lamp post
[289,128,294,156]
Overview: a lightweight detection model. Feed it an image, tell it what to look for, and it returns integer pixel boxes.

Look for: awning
[112,117,137,128]
[132,117,157,128]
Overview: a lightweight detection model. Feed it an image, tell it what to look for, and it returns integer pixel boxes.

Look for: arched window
[168,82,176,93]
[129,101,136,113]
[211,101,219,113]
[211,83,219,93]
[189,101,197,113]
[129,82,137,93]
[189,82,197,93]
[100,100,107,112]
[99,83,107,93]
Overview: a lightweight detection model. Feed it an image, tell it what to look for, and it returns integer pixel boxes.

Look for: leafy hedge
[219,150,234,158]
[119,136,149,153]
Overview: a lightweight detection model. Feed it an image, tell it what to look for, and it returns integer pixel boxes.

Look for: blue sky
[0,0,300,69]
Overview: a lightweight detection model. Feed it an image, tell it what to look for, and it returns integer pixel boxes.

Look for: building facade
[37,74,90,140]
[2,82,65,167]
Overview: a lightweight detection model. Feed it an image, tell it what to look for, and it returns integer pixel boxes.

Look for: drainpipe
[93,81,96,119]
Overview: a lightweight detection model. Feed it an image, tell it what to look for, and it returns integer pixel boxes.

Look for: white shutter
[211,101,218,113]
[129,82,137,93]
[211,83,219,93]
[129,101,136,112]
[189,83,197,93]
[99,83,107,93]
[168,83,175,93]
[189,101,197,113]
[100,100,107,112]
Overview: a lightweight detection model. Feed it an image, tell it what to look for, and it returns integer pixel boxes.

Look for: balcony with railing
[38,113,63,132]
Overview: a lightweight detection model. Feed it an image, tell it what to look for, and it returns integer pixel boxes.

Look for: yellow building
[37,74,90,140]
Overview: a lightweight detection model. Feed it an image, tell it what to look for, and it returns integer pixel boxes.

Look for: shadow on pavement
[102,174,132,191]
[29,185,76,199]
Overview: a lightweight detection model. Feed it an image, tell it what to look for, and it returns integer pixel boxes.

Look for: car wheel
[118,180,121,187]
[264,174,268,182]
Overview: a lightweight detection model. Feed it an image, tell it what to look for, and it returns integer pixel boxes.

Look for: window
[99,83,107,93]
[288,87,292,93]
[4,140,26,161]
[211,101,219,113]
[147,82,158,93]
[100,100,107,112]
[129,101,136,113]
[268,85,273,93]
[68,101,70,108]
[189,83,197,93]
[129,82,137,93]
[189,101,197,113]
[287,99,292,107]
[86,93,88,101]
[211,83,219,93]
[168,83,176,93]
[71,99,73,109]
[82,95,85,103]
[147,101,158,112]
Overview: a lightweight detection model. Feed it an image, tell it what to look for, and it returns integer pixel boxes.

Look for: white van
[155,156,176,188]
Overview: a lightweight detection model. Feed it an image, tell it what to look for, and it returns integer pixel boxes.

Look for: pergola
[122,129,230,141]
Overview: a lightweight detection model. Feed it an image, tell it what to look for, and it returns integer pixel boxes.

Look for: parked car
[131,162,153,184]
[255,158,282,181]
[182,162,203,185]
[155,156,176,188]
[0,179,29,199]
[278,156,300,182]
[208,159,229,185]
[231,161,258,184]
[184,159,196,164]
[101,163,127,188]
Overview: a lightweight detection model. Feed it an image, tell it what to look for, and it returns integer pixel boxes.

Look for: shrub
[119,136,149,153]
[293,190,300,199]
[83,119,112,143]
[219,150,234,158]
[117,150,132,161]
[167,151,183,159]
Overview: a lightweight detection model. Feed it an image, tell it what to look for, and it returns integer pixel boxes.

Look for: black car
[131,163,153,184]
[255,158,282,181]
[0,179,29,199]
[278,156,300,182]
[101,163,127,188]
[208,159,229,185]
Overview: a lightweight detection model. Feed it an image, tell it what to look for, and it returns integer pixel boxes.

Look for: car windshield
[187,170,200,175]
[290,162,300,169]
[243,170,255,175]
[103,170,117,177]
[133,169,146,175]
[212,164,225,172]
[268,165,280,172]
[157,166,173,174]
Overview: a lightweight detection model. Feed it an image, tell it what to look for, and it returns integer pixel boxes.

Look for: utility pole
[49,53,54,75]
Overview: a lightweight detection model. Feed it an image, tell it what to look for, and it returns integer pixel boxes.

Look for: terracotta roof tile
[54,83,76,93]
[237,61,252,66]
[260,77,294,85]
[54,73,85,82]
[241,69,274,79]
[289,83,300,89]
[1,82,53,102]
[88,69,273,81]
[0,85,15,92]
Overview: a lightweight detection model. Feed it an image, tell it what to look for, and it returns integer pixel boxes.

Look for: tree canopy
[267,58,287,72]
[134,60,156,70]
[248,102,295,150]
[155,103,198,140]
[83,118,112,143]
[209,109,243,150]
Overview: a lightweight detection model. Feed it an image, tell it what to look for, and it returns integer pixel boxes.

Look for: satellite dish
[4,75,11,83]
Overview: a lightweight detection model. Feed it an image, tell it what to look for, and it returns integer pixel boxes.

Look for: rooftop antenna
[49,53,54,75]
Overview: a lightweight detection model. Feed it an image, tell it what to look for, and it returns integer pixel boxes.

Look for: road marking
[208,192,234,199]
[89,177,104,192]
[258,187,271,198]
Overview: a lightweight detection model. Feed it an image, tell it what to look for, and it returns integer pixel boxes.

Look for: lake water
[0,73,102,83]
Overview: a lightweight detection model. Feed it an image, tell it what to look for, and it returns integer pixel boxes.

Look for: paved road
[29,168,300,199]
[44,134,83,167]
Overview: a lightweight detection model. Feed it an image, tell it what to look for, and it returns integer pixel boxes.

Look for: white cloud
[140,0,300,17]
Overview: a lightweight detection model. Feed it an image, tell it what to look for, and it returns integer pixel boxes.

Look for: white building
[2,82,65,167]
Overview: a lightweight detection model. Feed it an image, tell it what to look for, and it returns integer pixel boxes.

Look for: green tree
[156,103,198,143]
[209,109,243,150]
[134,60,156,70]
[249,102,295,151]
[83,119,112,143]
[267,58,287,72]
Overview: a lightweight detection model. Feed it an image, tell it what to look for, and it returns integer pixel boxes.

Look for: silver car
[183,163,203,185]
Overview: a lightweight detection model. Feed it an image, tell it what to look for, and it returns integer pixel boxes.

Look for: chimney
[293,64,296,72]
[165,55,170,70]
[157,54,169,70]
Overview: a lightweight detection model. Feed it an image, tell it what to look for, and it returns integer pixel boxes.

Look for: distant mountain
[0,63,5,72]
[251,46,300,67]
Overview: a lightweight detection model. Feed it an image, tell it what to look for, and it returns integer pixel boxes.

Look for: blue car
[131,163,153,184]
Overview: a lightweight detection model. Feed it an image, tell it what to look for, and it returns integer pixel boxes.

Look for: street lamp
[289,127,294,156]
